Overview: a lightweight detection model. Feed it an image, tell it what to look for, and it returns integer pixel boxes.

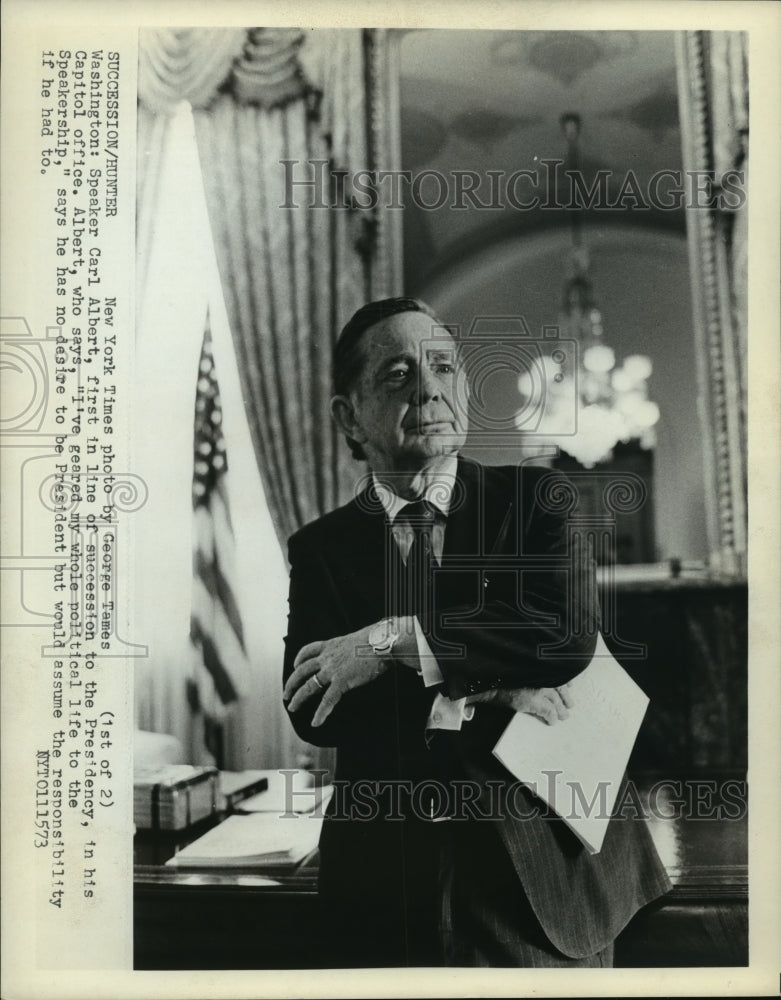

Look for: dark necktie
[402,499,438,632]
[402,501,457,818]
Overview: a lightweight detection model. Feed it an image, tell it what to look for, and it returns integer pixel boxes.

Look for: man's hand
[283,624,389,727]
[466,684,573,725]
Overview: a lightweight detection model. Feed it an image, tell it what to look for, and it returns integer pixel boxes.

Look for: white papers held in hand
[492,633,649,856]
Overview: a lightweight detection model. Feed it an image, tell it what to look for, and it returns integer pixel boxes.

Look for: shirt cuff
[426,693,476,731]
[413,615,444,688]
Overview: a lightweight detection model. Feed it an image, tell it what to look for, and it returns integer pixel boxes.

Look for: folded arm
[283,536,429,746]
[427,480,600,700]
[283,471,599,741]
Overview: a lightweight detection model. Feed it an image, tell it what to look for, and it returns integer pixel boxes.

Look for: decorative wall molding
[675,31,747,577]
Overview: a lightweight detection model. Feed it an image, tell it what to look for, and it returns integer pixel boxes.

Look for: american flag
[187,314,247,765]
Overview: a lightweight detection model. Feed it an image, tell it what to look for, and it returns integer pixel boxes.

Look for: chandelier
[516,113,659,468]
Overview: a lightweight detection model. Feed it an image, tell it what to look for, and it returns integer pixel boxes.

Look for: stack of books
[133,764,219,831]
[217,770,270,812]
[236,770,333,815]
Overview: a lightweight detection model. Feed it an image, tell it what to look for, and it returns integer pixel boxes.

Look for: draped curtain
[194,89,362,545]
[139,27,387,546]
[136,28,393,769]
[133,100,292,769]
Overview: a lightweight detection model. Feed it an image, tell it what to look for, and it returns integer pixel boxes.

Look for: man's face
[340,311,469,471]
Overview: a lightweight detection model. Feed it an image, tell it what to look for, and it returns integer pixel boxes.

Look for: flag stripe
[189,313,248,742]
[193,546,246,650]
[190,616,240,704]
[191,577,247,679]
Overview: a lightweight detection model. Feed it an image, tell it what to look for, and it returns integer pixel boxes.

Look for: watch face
[371,621,387,643]
[370,619,394,650]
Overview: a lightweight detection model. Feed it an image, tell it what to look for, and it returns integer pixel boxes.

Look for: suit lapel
[443,458,515,559]
[342,460,515,621]
[338,481,395,622]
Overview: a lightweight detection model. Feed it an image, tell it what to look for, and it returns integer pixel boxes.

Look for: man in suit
[283,297,670,967]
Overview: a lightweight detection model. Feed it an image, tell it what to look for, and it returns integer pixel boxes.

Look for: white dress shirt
[372,459,475,732]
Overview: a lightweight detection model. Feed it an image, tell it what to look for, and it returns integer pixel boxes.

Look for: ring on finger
[312,674,325,691]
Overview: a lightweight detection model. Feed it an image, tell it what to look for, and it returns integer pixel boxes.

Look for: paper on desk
[239,785,333,814]
[236,771,334,814]
[165,813,324,868]
[492,633,649,855]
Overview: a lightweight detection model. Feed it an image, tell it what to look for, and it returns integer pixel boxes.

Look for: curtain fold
[134,101,298,769]
[135,29,386,770]
[192,29,377,772]
[133,103,215,756]
[194,29,371,550]
[138,27,383,547]
[137,28,247,113]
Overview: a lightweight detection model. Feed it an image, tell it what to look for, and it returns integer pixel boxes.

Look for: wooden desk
[616,783,748,967]
[134,773,747,969]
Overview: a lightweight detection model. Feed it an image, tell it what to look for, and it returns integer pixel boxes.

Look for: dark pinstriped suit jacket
[283,458,670,959]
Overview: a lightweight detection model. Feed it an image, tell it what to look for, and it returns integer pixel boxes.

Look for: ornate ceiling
[399,30,685,293]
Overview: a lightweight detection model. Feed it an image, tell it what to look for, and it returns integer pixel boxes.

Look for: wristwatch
[368,617,400,657]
